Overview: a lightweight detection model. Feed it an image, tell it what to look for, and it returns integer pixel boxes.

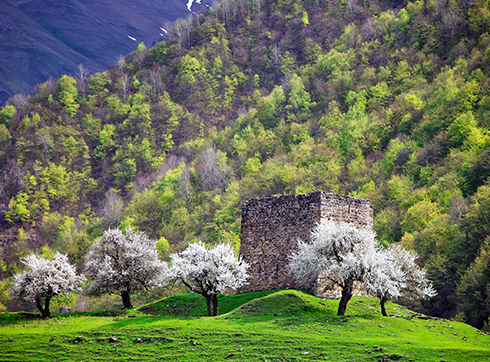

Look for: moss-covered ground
[1,290,489,361]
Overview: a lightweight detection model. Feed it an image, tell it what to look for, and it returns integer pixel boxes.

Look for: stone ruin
[238,191,374,297]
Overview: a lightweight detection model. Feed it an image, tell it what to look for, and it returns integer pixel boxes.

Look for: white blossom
[363,245,405,294]
[358,244,435,316]
[362,246,405,316]
[167,241,249,316]
[289,221,377,316]
[10,252,85,318]
[84,227,168,308]
[290,222,436,316]
[385,245,435,297]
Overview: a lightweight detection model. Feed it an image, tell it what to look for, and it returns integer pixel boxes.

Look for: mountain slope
[0,0,104,104]
[0,0,212,105]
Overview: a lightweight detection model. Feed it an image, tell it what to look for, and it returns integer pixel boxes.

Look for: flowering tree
[84,227,167,309]
[289,222,378,316]
[167,242,249,316]
[363,245,406,316]
[366,244,436,316]
[290,222,436,317]
[10,252,85,318]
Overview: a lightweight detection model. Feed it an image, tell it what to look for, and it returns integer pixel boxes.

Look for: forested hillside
[2,0,490,329]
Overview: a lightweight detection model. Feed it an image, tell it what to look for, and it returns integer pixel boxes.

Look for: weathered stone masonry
[239,191,373,294]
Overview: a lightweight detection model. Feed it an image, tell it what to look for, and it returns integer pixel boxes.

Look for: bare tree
[119,74,130,102]
[0,160,25,216]
[75,64,90,97]
[149,69,162,101]
[361,18,376,42]
[210,0,220,17]
[197,143,232,192]
[281,72,292,89]
[441,7,463,41]
[10,94,27,117]
[177,166,193,204]
[100,188,124,229]
[135,46,148,68]
[218,0,237,25]
[162,20,173,38]
[141,81,153,100]
[11,252,85,318]
[251,0,261,13]
[36,129,54,154]
[140,69,162,102]
[172,16,193,55]
[270,44,282,71]
[116,54,126,73]
[450,194,468,225]
[133,171,157,193]
[156,155,186,179]
[345,0,359,16]
[230,0,239,27]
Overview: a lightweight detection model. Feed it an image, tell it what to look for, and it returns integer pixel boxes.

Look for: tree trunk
[205,295,213,316]
[121,290,132,309]
[36,297,51,318]
[337,289,353,316]
[212,294,219,316]
[380,297,388,317]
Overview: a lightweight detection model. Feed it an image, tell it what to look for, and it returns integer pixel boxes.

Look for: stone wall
[239,191,373,295]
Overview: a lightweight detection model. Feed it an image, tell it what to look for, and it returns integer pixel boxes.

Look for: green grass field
[1,290,489,361]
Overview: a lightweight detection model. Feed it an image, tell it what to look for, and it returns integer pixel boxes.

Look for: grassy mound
[0,290,489,361]
[139,289,275,317]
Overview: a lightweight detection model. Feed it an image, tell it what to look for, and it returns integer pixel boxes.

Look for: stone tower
[239,191,374,293]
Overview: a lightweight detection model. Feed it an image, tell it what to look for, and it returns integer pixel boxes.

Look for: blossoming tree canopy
[289,221,378,316]
[366,244,436,316]
[167,241,249,316]
[84,227,168,308]
[10,252,85,318]
[290,221,435,316]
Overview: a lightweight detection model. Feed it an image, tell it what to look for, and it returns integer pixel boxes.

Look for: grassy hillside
[4,0,490,330]
[1,290,489,361]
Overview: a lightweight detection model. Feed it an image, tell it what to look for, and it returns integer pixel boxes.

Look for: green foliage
[287,74,314,114]
[0,124,11,143]
[56,75,79,116]
[88,72,111,97]
[0,279,11,312]
[253,74,260,88]
[244,154,261,175]
[255,86,286,129]
[370,82,391,106]
[180,55,205,83]
[457,237,490,328]
[337,90,368,156]
[0,104,16,125]
[301,11,309,26]
[135,42,147,55]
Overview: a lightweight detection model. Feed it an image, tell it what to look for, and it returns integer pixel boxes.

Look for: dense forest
[1,0,490,329]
